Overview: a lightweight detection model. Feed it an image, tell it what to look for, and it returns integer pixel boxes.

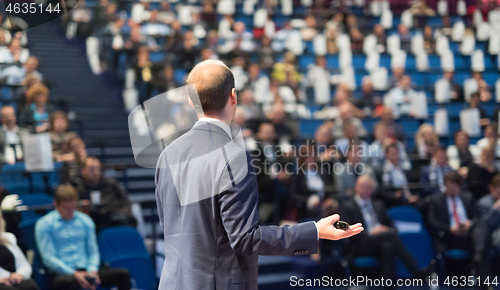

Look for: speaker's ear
[3,0,77,32]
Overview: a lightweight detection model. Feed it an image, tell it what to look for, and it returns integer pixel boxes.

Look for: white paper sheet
[436,35,450,55]
[363,34,377,55]
[381,9,393,29]
[440,50,455,71]
[435,78,451,103]
[416,52,429,71]
[254,8,267,28]
[457,0,467,16]
[476,22,491,41]
[437,0,448,16]
[464,78,478,102]
[401,10,413,28]
[435,108,449,136]
[452,21,465,41]
[460,108,481,137]
[489,33,500,55]
[391,50,407,69]
[471,49,485,72]
[370,67,388,90]
[23,133,54,172]
[461,35,476,55]
[410,91,429,119]
[313,34,327,56]
[387,34,401,55]
[365,51,380,71]
[411,34,424,55]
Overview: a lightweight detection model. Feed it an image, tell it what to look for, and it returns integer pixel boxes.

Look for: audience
[60,137,88,188]
[0,210,39,290]
[35,185,131,290]
[331,103,367,139]
[18,83,54,133]
[340,175,424,280]
[419,147,454,197]
[76,157,136,232]
[384,75,416,119]
[369,122,411,171]
[380,144,418,208]
[428,172,474,255]
[49,111,78,161]
[467,146,499,201]
[0,106,30,165]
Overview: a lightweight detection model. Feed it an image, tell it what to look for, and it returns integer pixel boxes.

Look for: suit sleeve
[218,151,318,256]
[427,196,450,237]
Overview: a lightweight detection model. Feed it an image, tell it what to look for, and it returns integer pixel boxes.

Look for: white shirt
[0,232,32,279]
[198,117,232,140]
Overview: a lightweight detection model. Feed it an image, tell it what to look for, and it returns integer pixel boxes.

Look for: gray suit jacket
[155,121,318,290]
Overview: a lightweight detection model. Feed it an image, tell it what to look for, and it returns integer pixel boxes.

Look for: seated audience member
[334,122,369,155]
[35,185,131,290]
[415,123,440,163]
[268,104,294,141]
[372,24,386,53]
[387,67,406,90]
[467,146,499,201]
[19,83,55,132]
[335,144,377,200]
[477,124,500,158]
[151,64,179,93]
[49,111,78,161]
[435,70,464,102]
[464,72,491,102]
[247,63,271,104]
[447,131,474,173]
[301,15,318,41]
[384,75,416,119]
[238,89,263,120]
[420,147,454,197]
[469,92,489,131]
[17,73,42,109]
[314,123,339,164]
[0,106,30,165]
[398,24,411,52]
[381,144,418,208]
[340,175,424,280]
[355,77,380,117]
[350,28,364,53]
[331,103,367,139]
[369,123,411,171]
[251,122,290,222]
[60,137,87,187]
[473,175,500,279]
[76,157,136,231]
[0,39,21,64]
[333,89,366,119]
[378,106,405,142]
[289,144,336,221]
[307,56,331,105]
[428,172,474,254]
[0,210,39,290]
[0,56,42,86]
[423,25,436,54]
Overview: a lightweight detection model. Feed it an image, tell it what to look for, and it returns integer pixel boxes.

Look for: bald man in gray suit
[155,60,363,290]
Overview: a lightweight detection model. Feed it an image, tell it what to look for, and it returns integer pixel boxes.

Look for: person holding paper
[469,92,489,131]
[435,71,464,103]
[477,124,500,157]
[419,147,454,197]
[447,131,474,176]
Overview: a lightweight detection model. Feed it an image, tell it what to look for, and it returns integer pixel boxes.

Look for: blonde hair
[26,83,49,104]
[415,123,439,148]
[0,210,9,245]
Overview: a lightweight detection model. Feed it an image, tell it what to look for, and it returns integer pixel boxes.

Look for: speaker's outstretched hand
[317,214,364,240]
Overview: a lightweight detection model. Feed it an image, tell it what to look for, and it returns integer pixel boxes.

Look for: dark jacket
[427,191,474,239]
[155,121,318,290]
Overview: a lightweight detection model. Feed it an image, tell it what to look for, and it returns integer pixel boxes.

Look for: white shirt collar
[2,125,18,133]
[198,117,232,140]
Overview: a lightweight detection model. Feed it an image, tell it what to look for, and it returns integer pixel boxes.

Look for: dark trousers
[0,279,40,290]
[51,268,130,290]
[352,229,418,279]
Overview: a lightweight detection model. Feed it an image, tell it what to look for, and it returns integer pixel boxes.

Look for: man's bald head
[186,60,235,115]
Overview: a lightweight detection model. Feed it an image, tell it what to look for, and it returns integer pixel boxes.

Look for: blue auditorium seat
[234,15,253,28]
[388,206,435,278]
[380,54,391,68]
[174,69,186,85]
[149,52,167,63]
[299,55,315,69]
[410,73,425,86]
[399,119,419,135]
[352,256,379,268]
[427,104,439,115]
[454,55,469,70]
[19,218,49,290]
[304,41,314,54]
[428,55,441,70]
[355,72,369,87]
[449,42,460,54]
[484,55,495,70]
[98,227,156,290]
[299,119,323,138]
[426,73,441,86]
[484,72,499,87]
[325,55,339,69]
[18,193,54,221]
[405,55,416,70]
[454,72,469,84]
[352,54,366,69]
[427,17,442,27]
